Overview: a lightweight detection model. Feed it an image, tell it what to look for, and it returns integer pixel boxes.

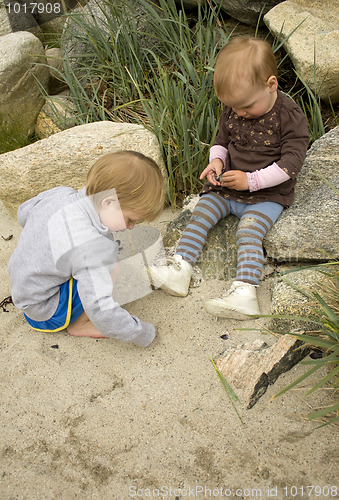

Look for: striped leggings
[176,192,283,285]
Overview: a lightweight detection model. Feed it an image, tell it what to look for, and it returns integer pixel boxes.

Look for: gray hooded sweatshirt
[8,187,155,347]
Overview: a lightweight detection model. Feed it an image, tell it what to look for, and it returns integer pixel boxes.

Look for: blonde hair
[214,36,277,100]
[86,150,165,221]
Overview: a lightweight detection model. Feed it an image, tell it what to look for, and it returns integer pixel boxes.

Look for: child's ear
[102,196,116,208]
[267,75,278,92]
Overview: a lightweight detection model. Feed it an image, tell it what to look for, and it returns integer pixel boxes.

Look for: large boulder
[264,0,339,103]
[265,126,339,261]
[0,121,167,218]
[0,32,49,141]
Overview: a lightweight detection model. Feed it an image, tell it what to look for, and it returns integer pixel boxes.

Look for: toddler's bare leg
[68,262,120,338]
[67,312,107,338]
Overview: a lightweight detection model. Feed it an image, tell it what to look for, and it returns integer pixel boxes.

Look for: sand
[0,201,338,500]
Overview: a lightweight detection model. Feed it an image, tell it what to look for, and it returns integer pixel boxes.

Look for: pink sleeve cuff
[209,145,228,167]
[246,162,291,192]
[246,171,261,192]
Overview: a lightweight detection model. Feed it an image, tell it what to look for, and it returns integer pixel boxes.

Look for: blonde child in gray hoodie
[8,150,164,346]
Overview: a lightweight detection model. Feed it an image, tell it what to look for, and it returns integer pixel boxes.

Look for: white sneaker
[148,254,192,297]
[203,280,260,319]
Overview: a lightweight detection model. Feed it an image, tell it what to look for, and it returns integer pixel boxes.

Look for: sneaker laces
[220,282,238,298]
[151,255,183,271]
[220,281,257,298]
[167,256,183,270]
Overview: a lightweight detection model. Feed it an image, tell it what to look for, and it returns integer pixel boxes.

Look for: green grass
[0,116,35,154]
[210,357,244,425]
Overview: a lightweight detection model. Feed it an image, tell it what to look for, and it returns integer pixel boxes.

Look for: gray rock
[265,126,339,261]
[38,16,67,46]
[264,0,339,103]
[0,32,49,140]
[0,121,167,218]
[270,267,329,332]
[31,0,76,28]
[0,0,71,47]
[62,0,162,67]
[220,0,282,27]
[214,335,309,409]
[61,0,98,61]
[175,0,198,9]
[45,47,67,93]
[0,0,42,38]
[35,94,77,139]
[177,0,283,26]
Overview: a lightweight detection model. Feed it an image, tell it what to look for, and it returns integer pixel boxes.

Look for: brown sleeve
[213,106,233,148]
[276,103,309,179]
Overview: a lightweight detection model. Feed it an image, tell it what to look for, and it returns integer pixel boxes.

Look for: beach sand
[0,201,338,499]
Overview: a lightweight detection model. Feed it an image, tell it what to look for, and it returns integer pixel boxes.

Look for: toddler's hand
[221,170,249,191]
[132,321,156,347]
[200,158,223,186]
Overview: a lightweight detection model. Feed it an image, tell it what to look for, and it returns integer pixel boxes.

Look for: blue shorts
[24,278,84,333]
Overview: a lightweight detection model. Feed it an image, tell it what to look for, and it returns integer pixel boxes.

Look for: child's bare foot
[67,312,107,338]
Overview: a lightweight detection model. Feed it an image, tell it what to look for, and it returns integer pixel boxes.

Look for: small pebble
[1,234,13,241]
[310,349,323,359]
